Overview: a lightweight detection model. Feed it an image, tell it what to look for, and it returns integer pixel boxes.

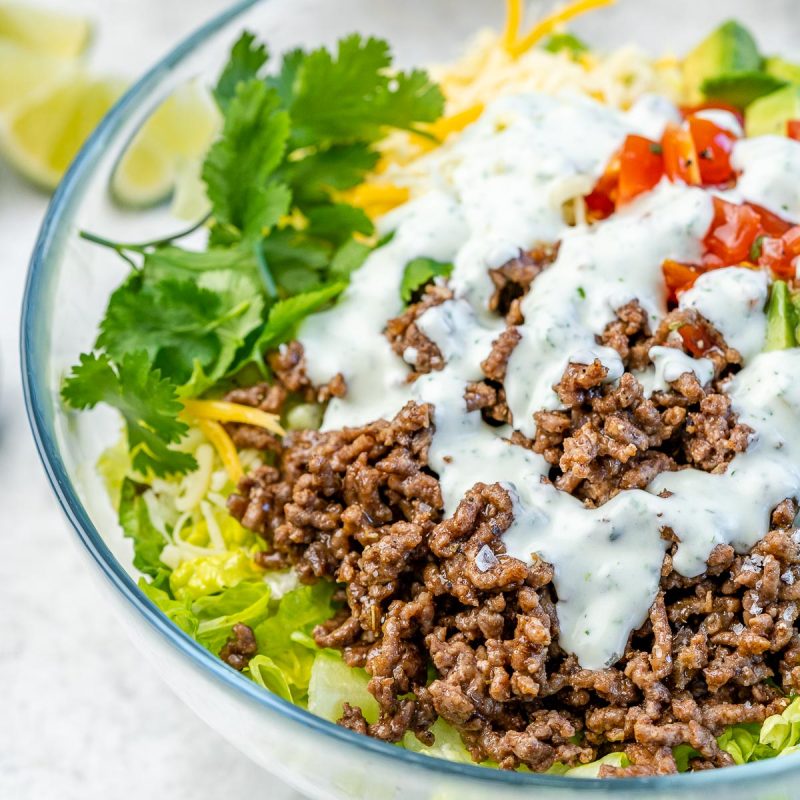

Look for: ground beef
[223,264,796,777]
[385,285,452,376]
[220,623,258,670]
[488,244,560,324]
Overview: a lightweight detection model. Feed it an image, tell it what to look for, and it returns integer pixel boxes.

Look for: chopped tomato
[748,203,794,237]
[687,115,736,185]
[682,101,745,128]
[662,123,702,186]
[705,197,762,263]
[617,135,665,204]
[662,259,701,302]
[785,226,800,257]
[757,237,794,279]
[586,153,620,219]
[788,120,800,141]
[678,322,714,357]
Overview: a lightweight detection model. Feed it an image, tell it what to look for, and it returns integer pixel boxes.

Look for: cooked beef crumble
[224,251,799,776]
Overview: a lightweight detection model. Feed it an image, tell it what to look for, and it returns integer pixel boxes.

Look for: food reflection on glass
[62,0,800,779]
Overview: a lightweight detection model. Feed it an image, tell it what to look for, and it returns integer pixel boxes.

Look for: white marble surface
[0,1,301,797]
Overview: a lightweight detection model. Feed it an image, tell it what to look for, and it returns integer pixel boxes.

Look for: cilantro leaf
[400,257,453,303]
[118,477,170,585]
[258,283,346,350]
[202,79,291,242]
[276,143,379,206]
[285,34,444,147]
[213,31,269,111]
[543,33,589,56]
[62,352,196,477]
[306,203,373,246]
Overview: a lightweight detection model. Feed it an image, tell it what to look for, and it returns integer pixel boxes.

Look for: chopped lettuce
[169,550,262,601]
[253,581,337,700]
[309,649,379,723]
[118,477,170,586]
[138,579,198,636]
[194,580,272,654]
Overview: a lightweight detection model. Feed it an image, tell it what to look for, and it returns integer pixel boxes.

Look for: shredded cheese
[510,0,618,58]
[503,0,524,53]
[182,399,285,436]
[195,418,244,485]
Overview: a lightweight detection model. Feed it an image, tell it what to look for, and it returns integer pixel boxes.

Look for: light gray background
[1,1,300,798]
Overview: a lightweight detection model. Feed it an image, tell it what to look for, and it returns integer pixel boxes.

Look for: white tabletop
[0,1,302,797]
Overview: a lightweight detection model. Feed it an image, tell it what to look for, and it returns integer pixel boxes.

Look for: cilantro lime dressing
[635,346,715,396]
[300,191,467,430]
[298,91,800,670]
[680,267,768,360]
[732,136,800,223]
[504,181,714,434]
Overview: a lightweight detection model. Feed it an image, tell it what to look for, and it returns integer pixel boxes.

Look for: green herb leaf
[213,31,269,112]
[765,279,797,351]
[202,79,291,242]
[400,256,453,303]
[258,283,346,350]
[285,34,444,147]
[542,32,589,56]
[62,351,196,477]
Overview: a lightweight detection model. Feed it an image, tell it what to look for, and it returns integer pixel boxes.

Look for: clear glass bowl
[21,1,800,797]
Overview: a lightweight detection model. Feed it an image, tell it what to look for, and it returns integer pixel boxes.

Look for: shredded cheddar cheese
[182,399,286,436]
[195,419,244,485]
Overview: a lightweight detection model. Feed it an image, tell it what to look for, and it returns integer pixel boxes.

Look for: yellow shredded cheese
[427,103,486,141]
[346,182,411,218]
[182,399,286,436]
[196,419,244,485]
[510,0,617,58]
[503,0,524,53]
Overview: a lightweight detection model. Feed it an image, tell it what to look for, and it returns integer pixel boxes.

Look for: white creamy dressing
[680,267,768,360]
[635,346,714,396]
[732,136,800,223]
[297,91,800,669]
[504,181,714,434]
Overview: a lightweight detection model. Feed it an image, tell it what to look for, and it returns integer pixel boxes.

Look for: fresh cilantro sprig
[62,30,444,477]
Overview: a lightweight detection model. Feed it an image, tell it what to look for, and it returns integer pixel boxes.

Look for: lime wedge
[0,2,92,58]
[111,82,220,209]
[0,73,125,188]
[0,40,72,112]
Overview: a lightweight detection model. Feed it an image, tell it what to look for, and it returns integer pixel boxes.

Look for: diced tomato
[705,197,762,263]
[757,236,795,279]
[682,101,745,128]
[687,115,736,185]
[788,120,800,141]
[748,202,794,237]
[617,135,665,204]
[586,153,620,220]
[678,322,714,357]
[785,226,800,257]
[662,259,701,303]
[662,123,702,186]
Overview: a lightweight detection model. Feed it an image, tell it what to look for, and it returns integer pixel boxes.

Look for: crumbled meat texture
[223,266,792,776]
[267,340,346,403]
[220,623,258,670]
[229,385,799,775]
[385,284,452,377]
[487,244,560,324]
[532,306,752,506]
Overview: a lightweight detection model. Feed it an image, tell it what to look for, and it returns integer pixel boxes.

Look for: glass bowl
[21,0,800,797]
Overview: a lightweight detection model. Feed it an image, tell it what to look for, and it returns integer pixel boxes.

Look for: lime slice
[0,73,125,189]
[0,2,92,58]
[0,40,72,112]
[111,82,220,209]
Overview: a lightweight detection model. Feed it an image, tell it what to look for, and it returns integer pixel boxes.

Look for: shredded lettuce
[308,650,380,723]
[169,550,262,601]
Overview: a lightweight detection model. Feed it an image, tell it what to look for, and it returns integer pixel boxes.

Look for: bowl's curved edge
[17,0,800,793]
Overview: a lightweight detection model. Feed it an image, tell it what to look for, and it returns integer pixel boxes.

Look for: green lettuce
[169,550,262,600]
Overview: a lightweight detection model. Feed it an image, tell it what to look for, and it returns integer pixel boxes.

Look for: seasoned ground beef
[224,252,798,777]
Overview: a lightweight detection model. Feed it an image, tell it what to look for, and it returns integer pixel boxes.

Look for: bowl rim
[19,0,800,791]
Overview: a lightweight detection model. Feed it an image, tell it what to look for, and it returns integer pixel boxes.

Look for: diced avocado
[765,56,800,85]
[746,84,800,137]
[765,280,797,352]
[701,71,787,109]
[683,20,762,104]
